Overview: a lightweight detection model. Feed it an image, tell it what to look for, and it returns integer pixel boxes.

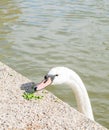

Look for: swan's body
[35,67,94,121]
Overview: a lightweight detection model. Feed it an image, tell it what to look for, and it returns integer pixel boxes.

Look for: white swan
[34,67,94,121]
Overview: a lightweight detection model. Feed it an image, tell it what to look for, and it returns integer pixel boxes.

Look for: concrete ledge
[0,61,108,130]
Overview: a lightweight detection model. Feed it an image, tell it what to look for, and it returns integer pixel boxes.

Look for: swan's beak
[34,77,52,91]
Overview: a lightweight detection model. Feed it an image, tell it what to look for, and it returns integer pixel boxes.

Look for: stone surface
[0,62,108,130]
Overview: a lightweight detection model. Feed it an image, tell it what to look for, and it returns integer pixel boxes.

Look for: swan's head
[34,67,71,91]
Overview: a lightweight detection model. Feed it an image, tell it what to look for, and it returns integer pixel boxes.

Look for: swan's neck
[67,72,94,120]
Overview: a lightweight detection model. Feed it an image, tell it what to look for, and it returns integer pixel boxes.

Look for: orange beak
[34,77,52,91]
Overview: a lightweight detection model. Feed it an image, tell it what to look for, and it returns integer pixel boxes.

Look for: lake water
[0,0,109,128]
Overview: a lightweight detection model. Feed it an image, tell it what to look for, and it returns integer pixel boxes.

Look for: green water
[0,0,109,128]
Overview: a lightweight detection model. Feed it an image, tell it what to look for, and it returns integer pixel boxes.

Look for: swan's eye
[55,74,58,76]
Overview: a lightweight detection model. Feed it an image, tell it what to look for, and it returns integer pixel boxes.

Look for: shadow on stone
[20,82,36,93]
